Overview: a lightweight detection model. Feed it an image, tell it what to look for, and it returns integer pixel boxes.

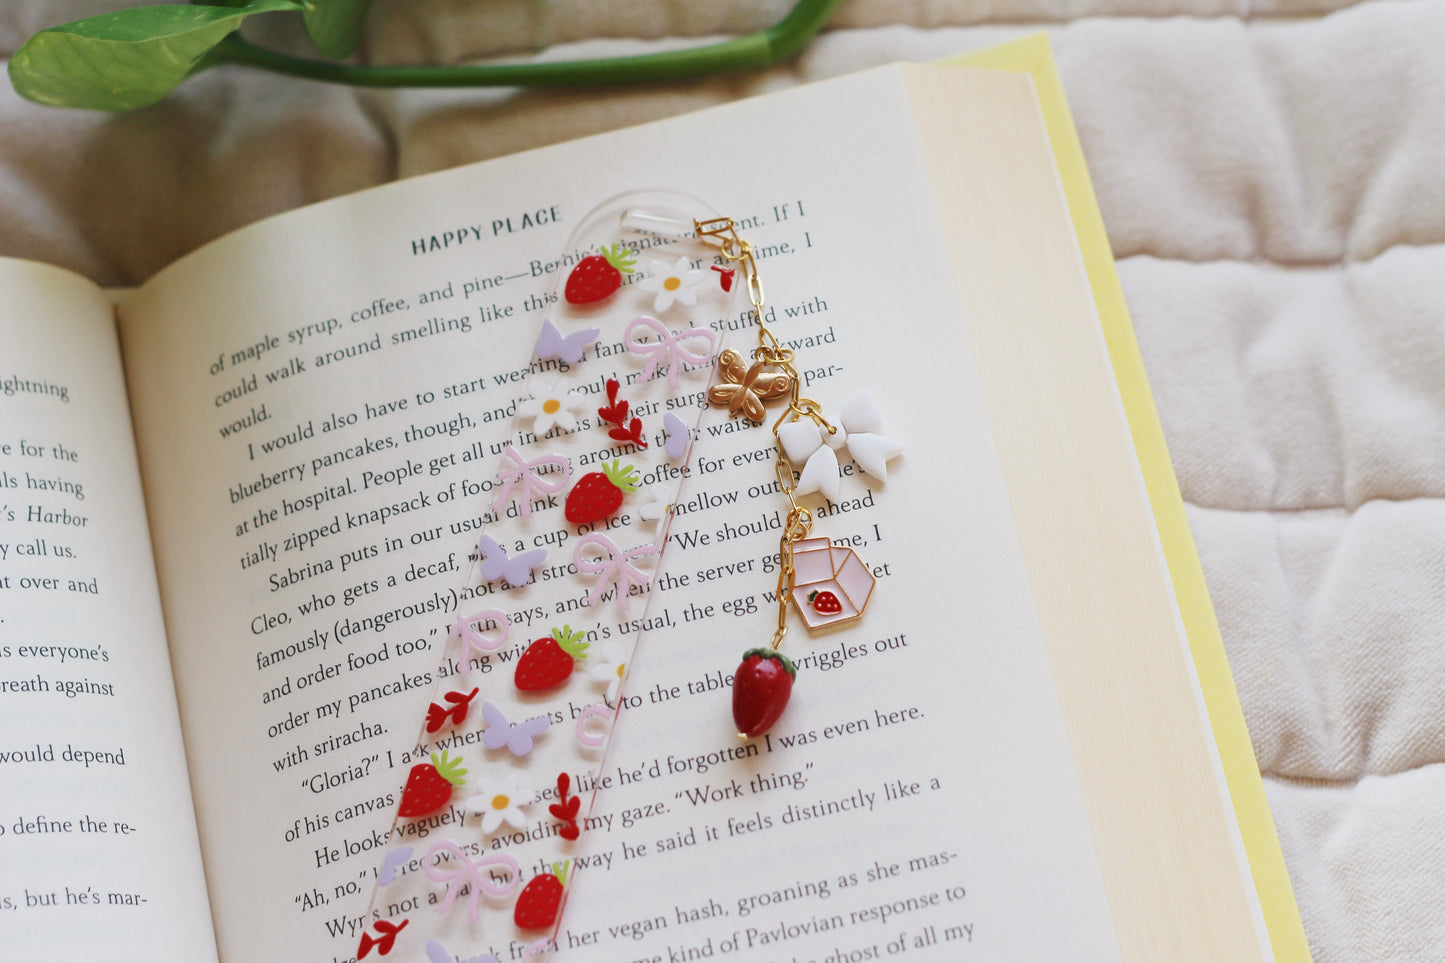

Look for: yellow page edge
[948,34,1312,962]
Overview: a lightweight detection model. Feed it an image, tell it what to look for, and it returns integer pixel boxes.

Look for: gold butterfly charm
[707,349,793,422]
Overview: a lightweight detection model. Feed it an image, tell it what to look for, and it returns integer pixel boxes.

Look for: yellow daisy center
[542,399,560,414]
[615,663,626,678]
[491,794,510,810]
[663,276,682,291]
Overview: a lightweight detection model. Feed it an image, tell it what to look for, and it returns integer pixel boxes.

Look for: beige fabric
[4,2,1443,959]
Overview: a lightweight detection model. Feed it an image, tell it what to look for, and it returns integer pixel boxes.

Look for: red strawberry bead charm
[565,244,635,304]
[514,861,569,929]
[565,460,638,525]
[515,625,589,692]
[397,750,467,818]
[732,648,796,738]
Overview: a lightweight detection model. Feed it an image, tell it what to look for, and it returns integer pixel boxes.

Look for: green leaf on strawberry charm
[565,460,639,525]
[565,244,636,305]
[514,860,569,929]
[732,647,796,739]
[515,625,590,692]
[397,749,468,818]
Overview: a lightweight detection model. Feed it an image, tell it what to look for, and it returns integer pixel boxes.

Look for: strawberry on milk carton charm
[789,537,875,629]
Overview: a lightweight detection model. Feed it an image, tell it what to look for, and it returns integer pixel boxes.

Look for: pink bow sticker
[576,703,614,748]
[490,445,571,518]
[624,315,717,390]
[573,533,656,615]
[448,608,509,675]
[424,839,521,924]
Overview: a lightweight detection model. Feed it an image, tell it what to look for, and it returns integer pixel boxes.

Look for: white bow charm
[776,391,903,502]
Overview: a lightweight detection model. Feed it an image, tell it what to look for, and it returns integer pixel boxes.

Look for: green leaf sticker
[303,0,373,60]
[8,1,302,111]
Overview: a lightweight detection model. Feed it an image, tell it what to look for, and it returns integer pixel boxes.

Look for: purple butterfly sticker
[663,412,689,459]
[378,846,413,886]
[427,939,500,963]
[535,318,600,364]
[477,534,545,587]
[481,701,551,756]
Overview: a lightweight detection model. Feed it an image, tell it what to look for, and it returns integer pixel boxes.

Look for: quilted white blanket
[3,1,1440,959]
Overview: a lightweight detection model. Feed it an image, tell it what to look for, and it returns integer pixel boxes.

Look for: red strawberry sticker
[425,687,480,734]
[732,648,796,738]
[515,625,589,692]
[397,750,467,818]
[514,861,569,929]
[565,460,639,525]
[565,244,635,305]
[808,590,842,616]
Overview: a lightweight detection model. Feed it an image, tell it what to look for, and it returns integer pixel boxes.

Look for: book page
[118,67,1127,961]
[0,259,218,961]
[906,66,1272,961]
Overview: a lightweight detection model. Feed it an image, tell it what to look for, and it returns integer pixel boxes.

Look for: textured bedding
[4,1,1442,959]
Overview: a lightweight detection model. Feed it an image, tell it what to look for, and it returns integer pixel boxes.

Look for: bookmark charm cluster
[697,218,902,738]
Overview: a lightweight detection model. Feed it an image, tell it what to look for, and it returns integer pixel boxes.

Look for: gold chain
[695,216,843,652]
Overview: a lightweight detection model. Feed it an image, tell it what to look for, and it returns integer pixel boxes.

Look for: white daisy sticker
[589,644,627,705]
[638,256,706,312]
[466,774,535,834]
[637,482,672,526]
[516,378,585,436]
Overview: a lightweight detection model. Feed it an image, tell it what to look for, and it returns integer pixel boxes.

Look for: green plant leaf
[303,0,372,59]
[8,1,303,111]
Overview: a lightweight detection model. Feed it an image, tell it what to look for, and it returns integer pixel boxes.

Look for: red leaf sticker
[549,771,581,840]
[608,416,647,448]
[425,687,480,734]
[597,378,629,427]
[357,919,408,958]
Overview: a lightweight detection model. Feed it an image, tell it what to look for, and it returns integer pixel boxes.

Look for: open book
[0,39,1310,963]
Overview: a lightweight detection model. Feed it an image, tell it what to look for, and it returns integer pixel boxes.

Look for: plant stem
[207,0,842,88]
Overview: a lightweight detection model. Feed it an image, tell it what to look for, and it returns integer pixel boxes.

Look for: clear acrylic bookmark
[354,190,747,961]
